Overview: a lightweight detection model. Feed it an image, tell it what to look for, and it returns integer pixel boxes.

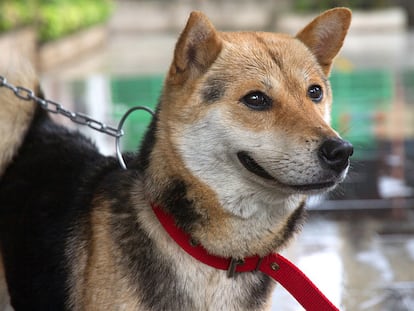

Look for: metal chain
[0,74,155,170]
[0,75,123,138]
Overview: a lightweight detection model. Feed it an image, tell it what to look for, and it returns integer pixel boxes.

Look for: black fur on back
[0,108,119,309]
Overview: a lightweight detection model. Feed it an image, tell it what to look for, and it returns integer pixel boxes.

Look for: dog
[0,8,352,310]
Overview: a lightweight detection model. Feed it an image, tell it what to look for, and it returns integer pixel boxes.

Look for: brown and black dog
[0,8,352,310]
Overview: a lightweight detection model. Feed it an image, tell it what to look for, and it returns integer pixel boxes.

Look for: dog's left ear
[296,8,351,76]
[169,11,222,83]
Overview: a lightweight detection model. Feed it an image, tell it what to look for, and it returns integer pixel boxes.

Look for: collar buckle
[227,258,245,278]
[227,257,265,278]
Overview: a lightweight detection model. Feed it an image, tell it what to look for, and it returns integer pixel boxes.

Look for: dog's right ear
[296,8,351,76]
[169,11,222,83]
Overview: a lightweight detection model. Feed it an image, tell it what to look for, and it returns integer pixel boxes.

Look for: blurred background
[1,0,414,310]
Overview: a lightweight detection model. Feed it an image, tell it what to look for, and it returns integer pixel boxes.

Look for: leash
[152,204,340,311]
[0,75,154,170]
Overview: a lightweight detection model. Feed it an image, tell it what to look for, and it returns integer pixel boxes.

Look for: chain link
[0,74,155,169]
[0,75,124,138]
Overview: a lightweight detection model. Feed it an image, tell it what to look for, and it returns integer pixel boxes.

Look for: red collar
[152,204,340,311]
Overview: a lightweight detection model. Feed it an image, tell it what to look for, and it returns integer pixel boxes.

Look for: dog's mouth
[237,151,275,180]
[237,151,337,192]
[289,181,336,192]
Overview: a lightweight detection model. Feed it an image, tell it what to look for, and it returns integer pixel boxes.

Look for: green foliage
[0,0,36,32]
[38,0,114,42]
[0,0,114,42]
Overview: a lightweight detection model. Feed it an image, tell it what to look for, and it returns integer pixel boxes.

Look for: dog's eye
[307,84,323,103]
[241,91,272,110]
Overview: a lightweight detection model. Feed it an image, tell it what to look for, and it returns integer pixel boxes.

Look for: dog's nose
[318,138,353,173]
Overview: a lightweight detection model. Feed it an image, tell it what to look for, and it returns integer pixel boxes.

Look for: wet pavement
[273,209,414,310]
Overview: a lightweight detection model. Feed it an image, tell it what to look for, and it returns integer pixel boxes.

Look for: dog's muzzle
[237,137,353,192]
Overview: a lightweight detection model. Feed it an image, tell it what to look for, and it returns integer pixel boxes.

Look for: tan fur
[0,57,37,176]
[71,199,140,311]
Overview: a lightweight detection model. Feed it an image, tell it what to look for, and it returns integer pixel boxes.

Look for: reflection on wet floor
[272,208,414,311]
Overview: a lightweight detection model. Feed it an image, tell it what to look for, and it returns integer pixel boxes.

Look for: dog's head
[151,9,352,221]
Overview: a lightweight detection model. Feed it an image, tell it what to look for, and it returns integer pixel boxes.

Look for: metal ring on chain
[116,106,155,170]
